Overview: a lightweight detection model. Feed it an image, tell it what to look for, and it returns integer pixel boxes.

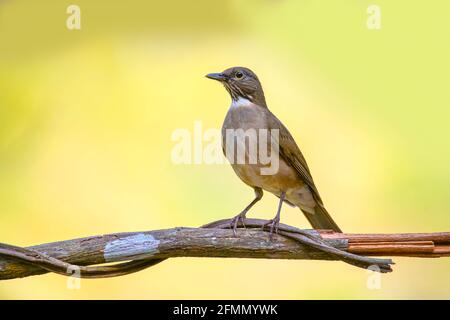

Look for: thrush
[206,66,342,236]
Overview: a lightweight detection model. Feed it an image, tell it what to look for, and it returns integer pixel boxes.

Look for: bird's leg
[262,192,286,240]
[230,188,263,236]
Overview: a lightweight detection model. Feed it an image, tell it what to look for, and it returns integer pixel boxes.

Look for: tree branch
[0,218,448,280]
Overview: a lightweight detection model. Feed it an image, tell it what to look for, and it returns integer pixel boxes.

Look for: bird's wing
[267,111,323,205]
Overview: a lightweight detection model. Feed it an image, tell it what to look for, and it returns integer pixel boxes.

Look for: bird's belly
[231,158,304,195]
[231,159,316,209]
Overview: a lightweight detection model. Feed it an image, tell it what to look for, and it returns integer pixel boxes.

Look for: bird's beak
[205,73,227,81]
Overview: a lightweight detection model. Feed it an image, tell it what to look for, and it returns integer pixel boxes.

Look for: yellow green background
[1,0,450,299]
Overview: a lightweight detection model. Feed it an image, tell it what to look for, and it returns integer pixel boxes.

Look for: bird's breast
[222,102,268,132]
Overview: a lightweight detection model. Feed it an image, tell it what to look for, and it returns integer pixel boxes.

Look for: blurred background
[1,0,450,299]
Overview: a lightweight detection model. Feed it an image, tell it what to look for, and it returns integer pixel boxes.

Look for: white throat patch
[230,97,252,109]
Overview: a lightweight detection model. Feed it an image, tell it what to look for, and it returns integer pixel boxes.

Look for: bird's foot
[230,212,247,236]
[262,217,280,240]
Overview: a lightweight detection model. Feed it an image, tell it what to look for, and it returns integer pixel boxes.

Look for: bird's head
[206,67,267,107]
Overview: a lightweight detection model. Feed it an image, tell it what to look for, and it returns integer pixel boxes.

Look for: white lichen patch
[104,233,160,262]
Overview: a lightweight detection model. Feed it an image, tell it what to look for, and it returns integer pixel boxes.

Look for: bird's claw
[230,213,247,236]
[262,217,280,240]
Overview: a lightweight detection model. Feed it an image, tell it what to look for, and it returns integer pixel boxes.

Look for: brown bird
[206,66,342,236]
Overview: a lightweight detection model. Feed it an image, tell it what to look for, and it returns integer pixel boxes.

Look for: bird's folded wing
[268,111,324,205]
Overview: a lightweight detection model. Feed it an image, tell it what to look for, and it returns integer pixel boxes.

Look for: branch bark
[0,218,448,280]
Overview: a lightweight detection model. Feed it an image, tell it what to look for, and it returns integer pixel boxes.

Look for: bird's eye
[235,72,243,79]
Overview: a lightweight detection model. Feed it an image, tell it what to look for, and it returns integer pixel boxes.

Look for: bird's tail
[300,204,342,233]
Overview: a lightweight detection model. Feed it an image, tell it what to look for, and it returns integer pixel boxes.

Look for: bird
[206,66,342,237]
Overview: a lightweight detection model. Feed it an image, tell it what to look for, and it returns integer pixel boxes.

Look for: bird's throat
[230,97,253,109]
